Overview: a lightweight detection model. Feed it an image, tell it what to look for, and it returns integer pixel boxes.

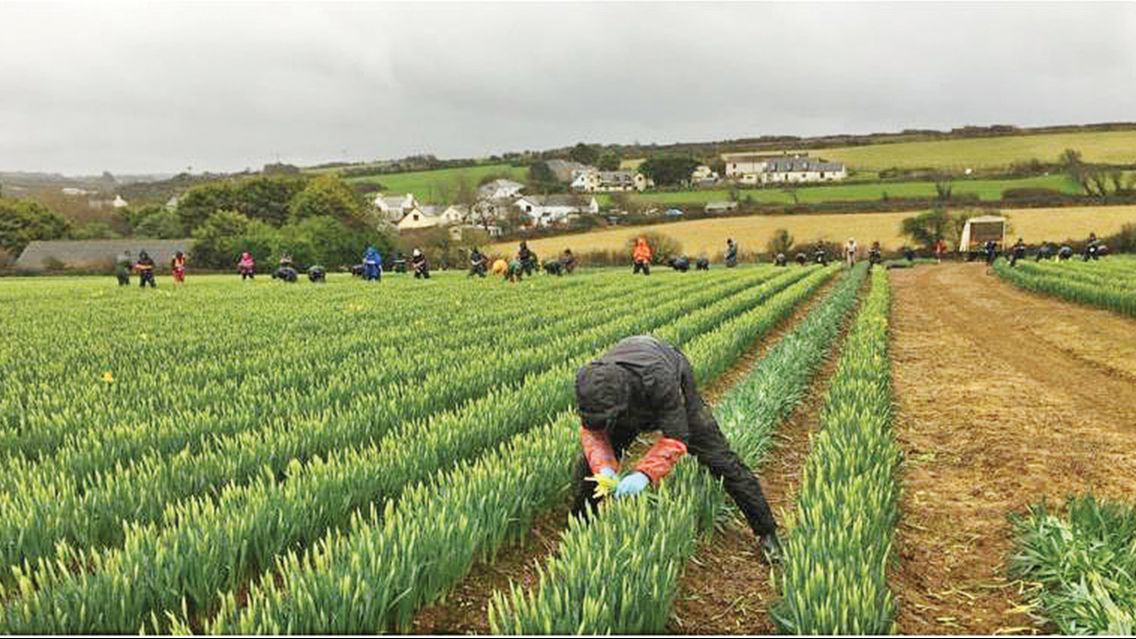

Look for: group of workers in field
[981,232,1107,270]
[114,249,187,288]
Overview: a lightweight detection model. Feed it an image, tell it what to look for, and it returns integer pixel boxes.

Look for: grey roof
[519,194,593,207]
[15,239,192,271]
[477,178,524,194]
[764,157,844,172]
[598,170,638,185]
[545,159,595,182]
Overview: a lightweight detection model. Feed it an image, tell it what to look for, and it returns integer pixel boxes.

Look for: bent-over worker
[571,335,782,562]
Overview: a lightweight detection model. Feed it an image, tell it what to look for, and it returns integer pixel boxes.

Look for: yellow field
[620,129,1136,172]
[812,130,1136,171]
[489,205,1136,256]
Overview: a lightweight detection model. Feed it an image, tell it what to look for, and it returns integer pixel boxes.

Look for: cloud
[1,1,1133,174]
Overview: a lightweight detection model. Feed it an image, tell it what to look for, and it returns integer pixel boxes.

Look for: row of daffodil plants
[771,268,898,634]
[487,263,867,634]
[0,269,772,577]
[0,266,818,633]
[188,264,841,634]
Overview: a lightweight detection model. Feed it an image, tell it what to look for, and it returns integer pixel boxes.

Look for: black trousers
[633,261,650,275]
[116,273,130,286]
[139,271,156,288]
[570,360,778,537]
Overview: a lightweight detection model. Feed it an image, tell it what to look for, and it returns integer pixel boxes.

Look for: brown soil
[409,271,841,634]
[888,262,1136,635]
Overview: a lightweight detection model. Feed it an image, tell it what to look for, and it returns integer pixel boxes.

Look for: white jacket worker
[844,238,858,268]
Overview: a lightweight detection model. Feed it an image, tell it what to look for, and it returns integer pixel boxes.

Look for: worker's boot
[759,532,783,565]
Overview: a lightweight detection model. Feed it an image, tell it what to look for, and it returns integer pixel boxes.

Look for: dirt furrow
[888,262,1136,635]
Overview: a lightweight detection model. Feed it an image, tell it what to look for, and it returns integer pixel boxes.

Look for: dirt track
[889,262,1136,634]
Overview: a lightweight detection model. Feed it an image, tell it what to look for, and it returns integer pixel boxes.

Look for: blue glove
[597,467,618,480]
[614,471,650,498]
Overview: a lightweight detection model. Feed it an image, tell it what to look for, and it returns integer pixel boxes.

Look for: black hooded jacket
[576,335,692,444]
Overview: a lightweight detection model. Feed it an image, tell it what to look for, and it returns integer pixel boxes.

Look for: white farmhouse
[761,156,847,183]
[571,170,650,193]
[691,165,720,185]
[513,195,600,227]
[112,195,129,209]
[722,153,776,185]
[721,152,846,184]
[477,178,524,200]
[373,192,419,222]
[438,205,468,225]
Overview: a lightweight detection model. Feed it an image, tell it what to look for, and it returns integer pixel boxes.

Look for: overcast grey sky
[2,1,1134,175]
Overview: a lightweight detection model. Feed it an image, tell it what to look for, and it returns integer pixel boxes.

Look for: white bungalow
[513,195,600,227]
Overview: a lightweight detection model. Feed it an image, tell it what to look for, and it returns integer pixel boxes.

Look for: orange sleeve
[579,425,619,475]
[635,437,687,484]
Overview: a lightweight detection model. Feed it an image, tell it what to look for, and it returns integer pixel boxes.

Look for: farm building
[373,192,419,222]
[544,159,595,183]
[514,194,599,226]
[14,239,191,271]
[705,201,739,214]
[396,205,442,231]
[722,152,846,184]
[571,169,651,193]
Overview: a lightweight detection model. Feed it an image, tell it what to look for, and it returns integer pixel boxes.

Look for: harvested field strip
[488,264,867,634]
[887,263,1136,634]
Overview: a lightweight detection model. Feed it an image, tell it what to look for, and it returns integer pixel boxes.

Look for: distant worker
[1083,232,1100,261]
[545,259,564,276]
[411,248,430,279]
[518,241,536,276]
[695,257,710,271]
[308,265,326,283]
[1036,241,1054,262]
[983,239,998,266]
[795,252,808,266]
[560,249,578,274]
[170,250,187,287]
[902,245,915,262]
[1009,238,1027,267]
[238,252,256,280]
[813,241,828,266]
[572,335,782,562]
[468,247,488,278]
[114,249,132,286]
[393,251,408,273]
[1058,245,1074,261]
[868,242,882,269]
[273,267,298,282]
[362,245,383,282]
[669,255,690,272]
[774,252,788,267]
[279,252,294,269]
[505,257,524,283]
[725,238,738,268]
[491,258,509,277]
[844,238,858,269]
[933,238,948,263]
[632,236,652,275]
[134,250,157,288]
